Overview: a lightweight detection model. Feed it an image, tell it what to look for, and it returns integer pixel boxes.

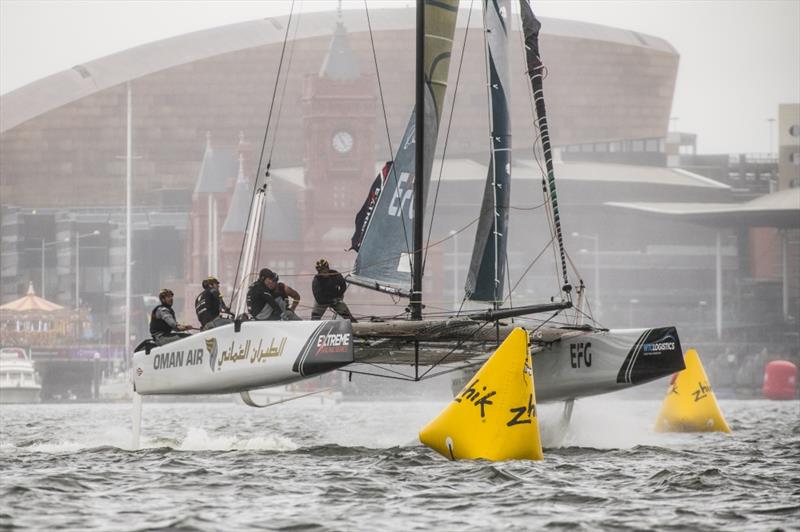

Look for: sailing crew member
[150,288,192,346]
[194,276,232,330]
[264,270,302,321]
[311,259,356,322]
[247,269,283,321]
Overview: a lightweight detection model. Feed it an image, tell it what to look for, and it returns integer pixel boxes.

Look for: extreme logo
[316,333,350,354]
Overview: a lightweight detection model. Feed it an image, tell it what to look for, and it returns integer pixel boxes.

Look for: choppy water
[1,397,798,531]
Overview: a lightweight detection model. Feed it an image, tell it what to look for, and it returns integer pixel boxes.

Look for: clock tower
[302,8,377,244]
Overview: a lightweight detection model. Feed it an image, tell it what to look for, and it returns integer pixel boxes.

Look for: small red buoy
[762,360,798,400]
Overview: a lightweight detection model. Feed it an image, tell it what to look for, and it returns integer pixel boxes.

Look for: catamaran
[131,0,684,421]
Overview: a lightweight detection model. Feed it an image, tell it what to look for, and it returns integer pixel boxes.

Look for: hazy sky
[1,0,798,154]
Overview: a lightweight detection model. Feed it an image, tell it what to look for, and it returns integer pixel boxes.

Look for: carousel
[0,282,89,349]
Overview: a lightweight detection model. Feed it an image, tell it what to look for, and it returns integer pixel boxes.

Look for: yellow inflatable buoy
[655,349,731,433]
[419,327,543,460]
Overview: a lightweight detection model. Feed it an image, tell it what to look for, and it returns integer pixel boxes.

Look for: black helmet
[259,268,277,281]
[202,276,219,289]
[315,258,329,271]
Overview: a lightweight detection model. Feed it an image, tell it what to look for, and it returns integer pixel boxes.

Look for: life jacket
[247,281,273,317]
[150,304,175,335]
[195,288,221,327]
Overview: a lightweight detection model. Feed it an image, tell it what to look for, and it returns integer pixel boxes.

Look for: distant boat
[0,348,41,404]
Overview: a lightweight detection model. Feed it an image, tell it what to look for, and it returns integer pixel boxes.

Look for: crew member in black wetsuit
[311,259,356,322]
[264,271,302,321]
[247,269,283,320]
[150,288,192,346]
[194,276,232,330]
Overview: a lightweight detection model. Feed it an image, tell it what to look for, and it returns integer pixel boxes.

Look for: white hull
[451,326,685,403]
[534,327,684,402]
[0,348,41,404]
[133,320,353,395]
[0,386,41,404]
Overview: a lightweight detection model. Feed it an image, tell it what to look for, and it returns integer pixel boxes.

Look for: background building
[1,7,797,399]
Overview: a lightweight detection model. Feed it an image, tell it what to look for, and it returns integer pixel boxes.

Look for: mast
[411,0,425,320]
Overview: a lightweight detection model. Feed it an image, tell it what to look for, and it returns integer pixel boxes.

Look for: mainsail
[465,0,512,303]
[349,0,459,296]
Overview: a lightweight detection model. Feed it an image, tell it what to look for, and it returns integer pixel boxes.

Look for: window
[790,124,800,137]
[645,139,659,152]
[632,140,644,152]
[791,152,800,165]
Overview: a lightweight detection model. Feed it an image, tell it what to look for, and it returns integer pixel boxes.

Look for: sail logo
[642,334,676,355]
[388,172,415,219]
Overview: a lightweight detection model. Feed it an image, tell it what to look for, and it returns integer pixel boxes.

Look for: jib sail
[465,0,512,303]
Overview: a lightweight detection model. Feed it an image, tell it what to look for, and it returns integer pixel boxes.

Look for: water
[1,398,798,531]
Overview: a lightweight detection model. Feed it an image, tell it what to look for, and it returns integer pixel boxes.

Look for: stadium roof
[265,158,729,191]
[0,9,676,133]
[606,187,800,228]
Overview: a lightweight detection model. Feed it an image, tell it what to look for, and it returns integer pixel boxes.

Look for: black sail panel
[466,0,512,303]
[519,0,571,293]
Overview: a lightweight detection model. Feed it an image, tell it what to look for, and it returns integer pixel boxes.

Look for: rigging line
[508,201,546,211]
[266,3,302,167]
[504,241,512,309]
[345,361,416,380]
[527,309,563,337]
[337,368,417,382]
[502,233,555,305]
[573,304,607,330]
[231,0,296,303]
[419,359,487,381]
[542,176,563,298]
[455,293,468,316]
[254,1,303,275]
[345,215,480,279]
[423,0,474,271]
[363,0,413,264]
[418,320,494,379]
[563,246,599,325]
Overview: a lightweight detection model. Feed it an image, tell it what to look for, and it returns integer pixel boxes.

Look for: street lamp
[40,236,69,299]
[572,232,600,314]
[767,117,775,155]
[75,230,100,310]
